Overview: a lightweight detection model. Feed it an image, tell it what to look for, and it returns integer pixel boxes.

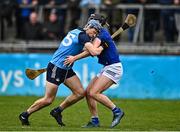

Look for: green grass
[0,96,180,131]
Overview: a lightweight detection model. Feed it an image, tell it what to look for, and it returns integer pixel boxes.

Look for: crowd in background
[0,0,180,43]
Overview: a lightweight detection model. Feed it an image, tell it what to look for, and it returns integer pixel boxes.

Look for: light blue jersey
[50,28,90,70]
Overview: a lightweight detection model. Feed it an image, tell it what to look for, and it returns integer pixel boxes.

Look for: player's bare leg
[87,75,124,128]
[50,75,85,126]
[19,81,58,125]
[60,75,85,109]
[88,75,115,108]
[82,77,100,128]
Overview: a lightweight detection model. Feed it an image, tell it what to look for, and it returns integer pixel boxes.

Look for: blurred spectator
[66,0,81,30]
[37,0,49,5]
[142,0,160,42]
[43,0,63,21]
[103,0,123,39]
[174,0,180,43]
[31,0,38,5]
[55,0,67,35]
[122,0,139,42]
[42,9,62,40]
[16,0,33,39]
[79,0,101,26]
[101,0,122,41]
[22,11,43,40]
[0,0,17,27]
[43,0,67,36]
[0,0,17,40]
[159,0,177,42]
[123,0,159,42]
[103,0,113,33]
[104,0,112,5]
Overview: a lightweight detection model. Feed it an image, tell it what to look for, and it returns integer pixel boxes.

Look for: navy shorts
[46,62,76,86]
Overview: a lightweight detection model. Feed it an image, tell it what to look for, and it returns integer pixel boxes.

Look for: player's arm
[64,38,103,66]
[84,38,103,56]
[64,50,90,66]
[92,37,102,47]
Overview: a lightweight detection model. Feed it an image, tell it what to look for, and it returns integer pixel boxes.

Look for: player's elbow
[85,42,102,56]
[90,51,100,56]
[91,50,102,56]
[95,51,101,56]
[94,48,103,56]
[89,47,103,56]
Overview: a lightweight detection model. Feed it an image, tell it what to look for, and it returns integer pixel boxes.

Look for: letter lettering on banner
[0,70,13,92]
[82,64,88,88]
[14,70,24,87]
[34,62,41,87]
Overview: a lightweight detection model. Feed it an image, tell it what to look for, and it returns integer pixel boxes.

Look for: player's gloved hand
[100,42,108,49]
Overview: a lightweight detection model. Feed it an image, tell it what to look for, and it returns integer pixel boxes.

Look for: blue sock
[54,106,63,113]
[112,107,121,115]
[91,117,99,124]
[22,111,29,117]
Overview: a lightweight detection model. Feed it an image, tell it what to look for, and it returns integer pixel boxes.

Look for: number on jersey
[62,33,76,46]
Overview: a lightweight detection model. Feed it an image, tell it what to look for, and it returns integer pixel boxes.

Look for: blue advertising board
[0,53,180,99]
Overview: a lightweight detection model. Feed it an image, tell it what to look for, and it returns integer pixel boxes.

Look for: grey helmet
[84,19,102,33]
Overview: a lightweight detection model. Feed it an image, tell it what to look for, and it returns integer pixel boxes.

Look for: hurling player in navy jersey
[64,14,124,128]
[19,20,103,126]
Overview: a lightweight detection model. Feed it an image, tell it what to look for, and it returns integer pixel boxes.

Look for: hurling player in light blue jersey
[19,20,104,127]
[64,14,124,128]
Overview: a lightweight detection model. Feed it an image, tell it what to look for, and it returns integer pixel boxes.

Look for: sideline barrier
[0,53,180,99]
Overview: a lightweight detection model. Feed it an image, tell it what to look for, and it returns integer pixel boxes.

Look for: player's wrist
[74,56,78,61]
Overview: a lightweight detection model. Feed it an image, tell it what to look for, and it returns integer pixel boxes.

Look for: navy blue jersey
[97,28,120,66]
[50,28,90,69]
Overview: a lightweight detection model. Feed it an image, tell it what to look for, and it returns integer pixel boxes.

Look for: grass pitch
[0,96,180,131]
